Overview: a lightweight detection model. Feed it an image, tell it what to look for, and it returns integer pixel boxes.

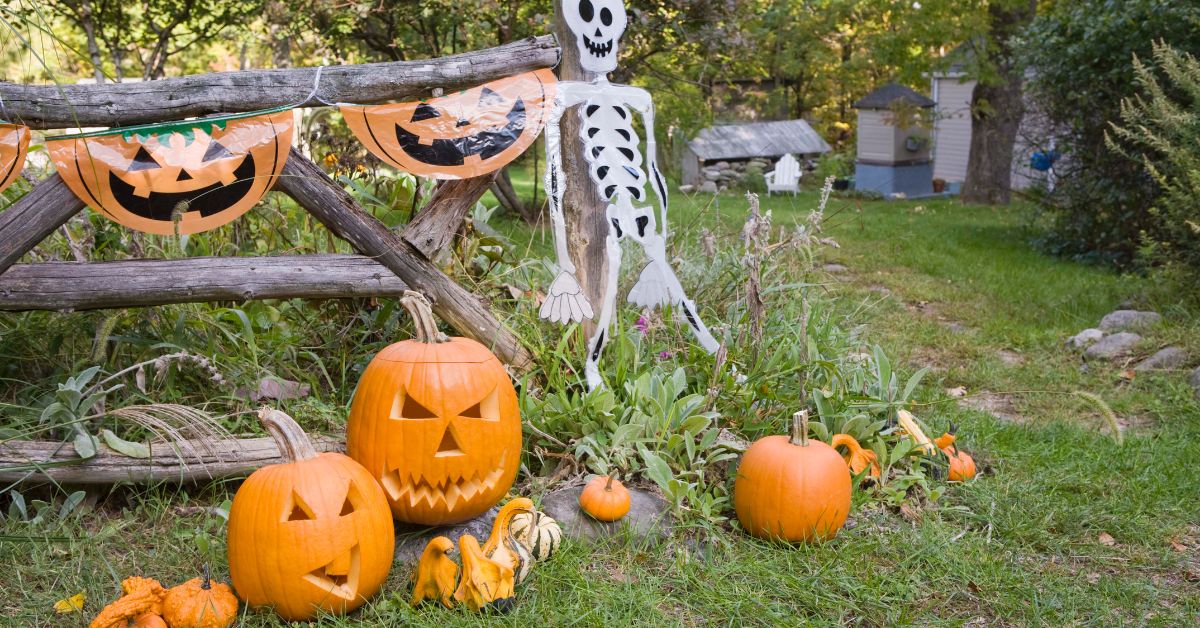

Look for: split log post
[275,151,532,369]
[1,36,560,129]
[402,174,497,259]
[0,255,407,311]
[0,434,343,485]
[553,2,611,336]
[0,175,86,274]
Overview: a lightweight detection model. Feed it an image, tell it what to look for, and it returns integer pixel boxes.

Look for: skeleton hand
[540,271,595,324]
[627,261,677,309]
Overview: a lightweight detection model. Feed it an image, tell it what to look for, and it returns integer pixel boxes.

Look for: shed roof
[687,119,831,161]
[854,83,935,109]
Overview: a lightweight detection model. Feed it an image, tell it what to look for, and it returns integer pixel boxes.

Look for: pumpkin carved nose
[324,549,353,576]
[435,425,463,457]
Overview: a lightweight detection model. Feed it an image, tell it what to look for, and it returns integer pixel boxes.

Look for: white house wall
[932,76,974,183]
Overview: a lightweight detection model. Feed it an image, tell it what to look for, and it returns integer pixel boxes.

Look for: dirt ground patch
[958,392,1024,423]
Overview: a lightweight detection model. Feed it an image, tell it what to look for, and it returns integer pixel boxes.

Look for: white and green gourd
[510,510,562,562]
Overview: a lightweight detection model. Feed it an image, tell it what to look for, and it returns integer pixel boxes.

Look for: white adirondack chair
[765,154,801,196]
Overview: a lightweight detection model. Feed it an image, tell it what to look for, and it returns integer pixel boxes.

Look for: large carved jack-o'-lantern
[0,123,30,195]
[348,291,521,526]
[228,408,394,622]
[48,109,292,235]
[341,69,556,179]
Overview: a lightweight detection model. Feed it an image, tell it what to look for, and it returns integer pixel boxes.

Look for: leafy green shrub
[814,150,852,181]
[1107,43,1200,276]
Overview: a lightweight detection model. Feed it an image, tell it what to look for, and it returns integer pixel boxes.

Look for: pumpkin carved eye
[288,491,317,522]
[459,387,500,422]
[390,390,438,420]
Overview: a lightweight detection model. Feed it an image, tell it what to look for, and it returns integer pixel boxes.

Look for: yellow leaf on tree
[54,592,86,614]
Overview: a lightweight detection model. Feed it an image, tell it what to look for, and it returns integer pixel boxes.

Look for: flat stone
[1066,328,1104,350]
[393,507,498,565]
[821,263,849,273]
[1134,347,1188,371]
[1084,332,1142,360]
[1190,367,1200,400]
[678,184,695,194]
[698,181,718,194]
[540,485,670,543]
[1099,310,1162,332]
[715,161,730,169]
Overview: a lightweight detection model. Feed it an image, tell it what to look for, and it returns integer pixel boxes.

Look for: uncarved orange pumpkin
[48,109,292,235]
[347,291,521,525]
[341,69,556,179]
[227,408,394,622]
[935,425,977,481]
[160,567,237,628]
[578,475,631,522]
[734,411,852,542]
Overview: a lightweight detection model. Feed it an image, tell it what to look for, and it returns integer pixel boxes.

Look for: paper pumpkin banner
[0,123,31,194]
[341,69,556,179]
[49,108,293,235]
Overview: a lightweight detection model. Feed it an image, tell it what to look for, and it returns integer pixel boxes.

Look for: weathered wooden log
[0,255,407,311]
[0,434,343,484]
[3,36,560,129]
[0,175,86,275]
[402,174,496,259]
[275,151,533,368]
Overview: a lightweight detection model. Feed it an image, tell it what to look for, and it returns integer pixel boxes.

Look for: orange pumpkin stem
[789,411,810,447]
[258,407,318,463]
[400,291,450,344]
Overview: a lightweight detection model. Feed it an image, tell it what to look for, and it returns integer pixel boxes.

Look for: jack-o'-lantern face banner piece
[0,123,31,194]
[340,69,556,179]
[48,108,293,235]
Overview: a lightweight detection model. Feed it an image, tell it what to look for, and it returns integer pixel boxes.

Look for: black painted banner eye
[478,87,505,107]
[411,103,441,122]
[202,139,235,162]
[128,146,159,171]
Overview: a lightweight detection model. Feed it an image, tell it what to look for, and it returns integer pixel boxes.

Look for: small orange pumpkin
[578,475,631,522]
[90,577,165,628]
[734,411,852,542]
[341,69,556,179]
[935,424,977,481]
[0,123,30,194]
[126,614,168,628]
[347,291,521,526]
[227,408,394,622]
[48,109,292,235]
[160,566,238,628]
[830,433,881,479]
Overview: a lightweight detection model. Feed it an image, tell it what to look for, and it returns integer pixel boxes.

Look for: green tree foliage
[1108,44,1200,276]
[1022,0,1200,267]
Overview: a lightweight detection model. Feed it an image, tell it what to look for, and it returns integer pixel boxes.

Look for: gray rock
[1134,347,1188,371]
[698,181,718,194]
[540,485,670,543]
[821,263,850,273]
[1190,367,1200,399]
[678,184,695,194]
[394,507,498,565]
[703,170,721,181]
[1066,328,1105,349]
[715,161,730,169]
[1084,332,1142,360]
[1099,310,1162,332]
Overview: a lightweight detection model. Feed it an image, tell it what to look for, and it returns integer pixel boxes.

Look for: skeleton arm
[539,86,594,324]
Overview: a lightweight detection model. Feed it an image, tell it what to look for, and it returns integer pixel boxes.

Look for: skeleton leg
[584,205,624,390]
[539,95,594,324]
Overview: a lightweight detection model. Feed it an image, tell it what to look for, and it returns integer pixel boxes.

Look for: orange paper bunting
[341,69,556,179]
[0,123,31,194]
[49,109,293,235]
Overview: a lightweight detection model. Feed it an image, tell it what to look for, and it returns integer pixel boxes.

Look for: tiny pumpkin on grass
[161,565,238,628]
[127,613,168,628]
[90,576,165,628]
[734,411,852,543]
[410,536,459,609]
[579,475,631,522]
[935,424,977,481]
[453,534,515,612]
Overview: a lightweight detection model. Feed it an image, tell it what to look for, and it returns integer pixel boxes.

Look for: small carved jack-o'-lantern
[227,408,394,622]
[0,123,30,195]
[48,109,292,235]
[347,291,521,526]
[341,69,555,179]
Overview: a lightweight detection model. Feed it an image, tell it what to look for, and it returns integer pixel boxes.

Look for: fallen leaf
[101,429,151,459]
[1086,572,1101,584]
[1118,369,1136,381]
[135,365,147,394]
[502,283,524,300]
[945,386,967,398]
[53,592,85,614]
[1170,539,1188,553]
[1098,532,1116,546]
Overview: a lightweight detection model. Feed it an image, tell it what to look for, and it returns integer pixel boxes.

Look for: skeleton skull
[564,0,627,74]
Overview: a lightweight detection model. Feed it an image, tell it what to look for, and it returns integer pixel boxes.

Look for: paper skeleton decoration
[542,0,719,389]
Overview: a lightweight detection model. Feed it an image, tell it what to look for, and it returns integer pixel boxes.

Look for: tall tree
[960,0,1037,205]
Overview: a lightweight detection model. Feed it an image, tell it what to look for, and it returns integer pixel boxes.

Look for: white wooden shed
[853,83,935,197]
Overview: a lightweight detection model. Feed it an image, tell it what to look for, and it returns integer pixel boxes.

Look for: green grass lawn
[3,187,1199,625]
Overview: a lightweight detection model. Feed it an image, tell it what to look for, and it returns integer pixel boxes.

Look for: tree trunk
[491,167,539,224]
[553,1,610,336]
[79,0,106,82]
[961,0,1037,205]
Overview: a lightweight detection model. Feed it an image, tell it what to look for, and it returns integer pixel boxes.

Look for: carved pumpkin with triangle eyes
[48,109,292,235]
[341,69,556,179]
[0,123,30,195]
[228,409,394,622]
[347,291,521,526]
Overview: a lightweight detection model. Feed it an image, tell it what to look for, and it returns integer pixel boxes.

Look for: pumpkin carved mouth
[379,453,509,511]
[303,544,361,602]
